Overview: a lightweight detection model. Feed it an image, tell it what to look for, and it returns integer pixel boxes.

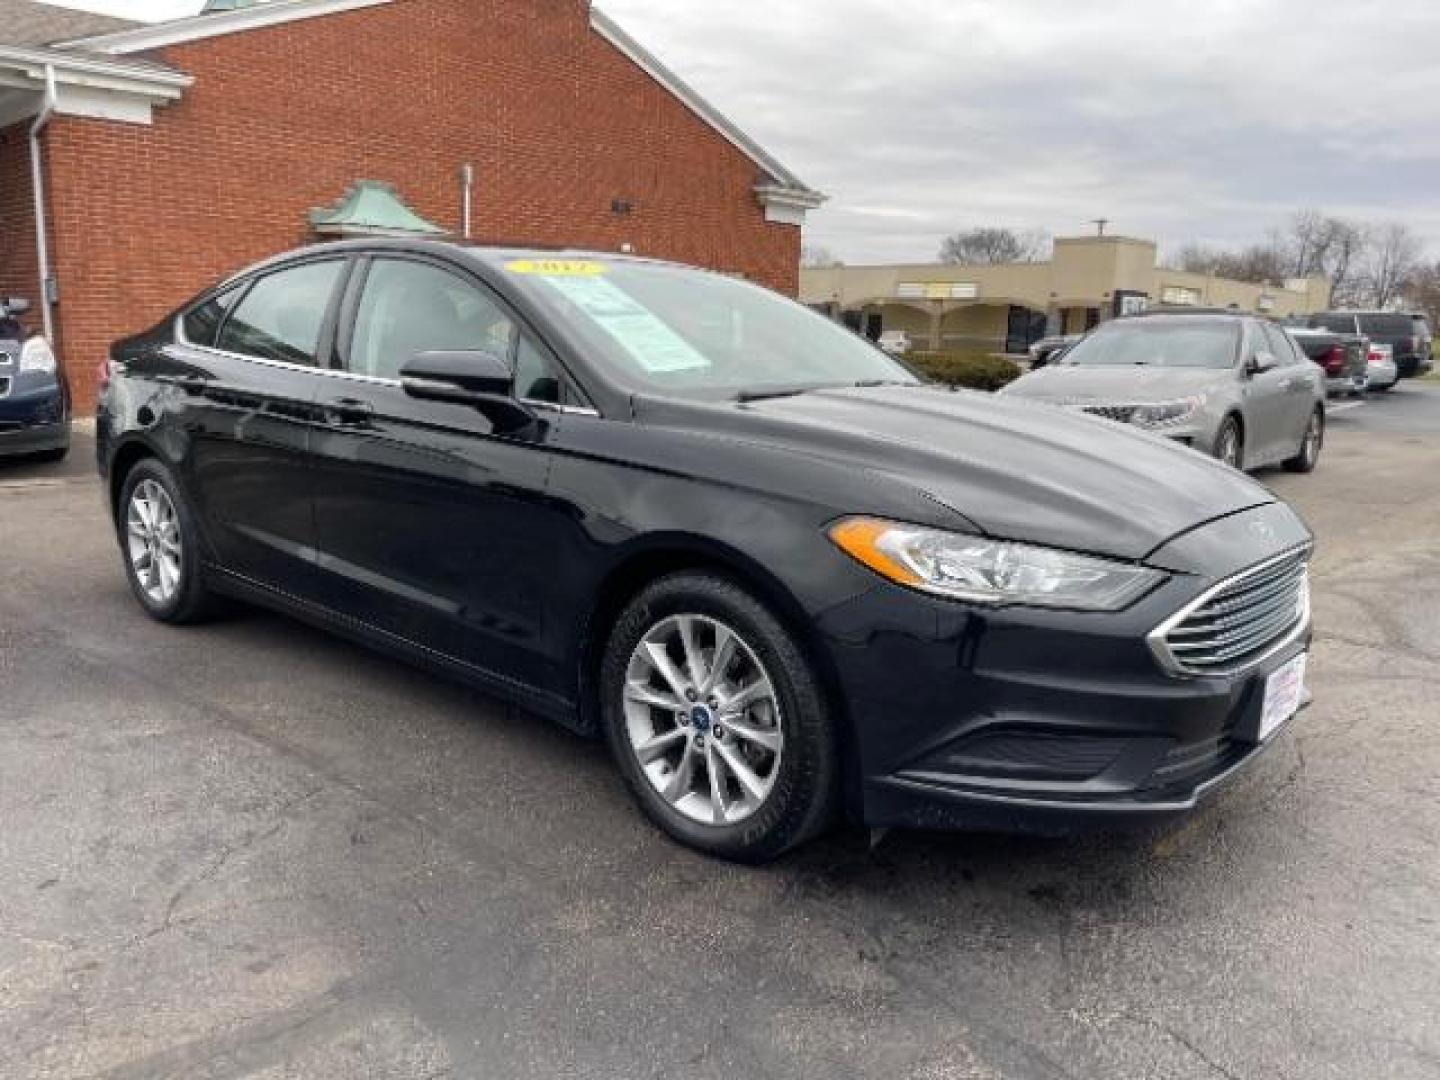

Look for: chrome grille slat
[1082,404,1138,424]
[1175,584,1313,642]
[1193,562,1305,609]
[1150,548,1311,677]
[1169,606,1303,662]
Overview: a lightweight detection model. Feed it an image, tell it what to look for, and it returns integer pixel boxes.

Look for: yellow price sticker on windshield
[506,259,609,277]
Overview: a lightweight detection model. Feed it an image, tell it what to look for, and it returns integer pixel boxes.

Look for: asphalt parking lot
[3,389,1439,1080]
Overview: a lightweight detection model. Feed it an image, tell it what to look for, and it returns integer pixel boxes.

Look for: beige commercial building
[801,235,1333,354]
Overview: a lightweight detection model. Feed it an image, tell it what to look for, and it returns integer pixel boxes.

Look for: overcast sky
[53,0,1440,263]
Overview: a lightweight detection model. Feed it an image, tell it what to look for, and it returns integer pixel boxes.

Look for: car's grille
[1082,404,1138,424]
[1151,548,1311,676]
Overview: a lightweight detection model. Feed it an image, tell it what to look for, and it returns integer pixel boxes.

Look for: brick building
[0,0,824,411]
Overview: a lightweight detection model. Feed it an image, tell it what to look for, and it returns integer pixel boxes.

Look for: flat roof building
[801,235,1332,354]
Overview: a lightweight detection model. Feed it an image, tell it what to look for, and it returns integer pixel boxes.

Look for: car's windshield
[503,258,918,399]
[1058,320,1240,369]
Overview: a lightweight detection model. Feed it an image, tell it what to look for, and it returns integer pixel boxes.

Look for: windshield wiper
[735,384,830,403]
[736,379,916,403]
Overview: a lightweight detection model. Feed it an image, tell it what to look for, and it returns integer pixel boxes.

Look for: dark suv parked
[1309,311,1433,378]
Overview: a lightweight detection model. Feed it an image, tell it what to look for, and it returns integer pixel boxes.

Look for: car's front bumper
[0,383,69,458]
[817,502,1314,834]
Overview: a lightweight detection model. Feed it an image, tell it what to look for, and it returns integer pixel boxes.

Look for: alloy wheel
[126,479,183,605]
[622,614,784,827]
[1217,423,1242,468]
[1302,412,1323,466]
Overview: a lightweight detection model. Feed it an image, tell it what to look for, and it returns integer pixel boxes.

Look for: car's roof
[1315,309,1423,317]
[1119,310,1251,324]
[1132,306,1249,319]
[227,238,706,281]
[211,238,705,293]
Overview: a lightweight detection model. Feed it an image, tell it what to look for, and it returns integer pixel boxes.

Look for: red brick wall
[0,123,42,338]
[40,0,802,411]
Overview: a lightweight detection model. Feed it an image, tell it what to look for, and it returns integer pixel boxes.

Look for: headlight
[829,517,1165,610]
[19,336,56,375]
[1131,395,1203,428]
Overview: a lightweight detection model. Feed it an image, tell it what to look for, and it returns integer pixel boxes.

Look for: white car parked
[1365,343,1399,392]
[877,330,912,356]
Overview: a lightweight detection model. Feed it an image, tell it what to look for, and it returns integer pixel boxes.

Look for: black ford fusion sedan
[98,241,1314,862]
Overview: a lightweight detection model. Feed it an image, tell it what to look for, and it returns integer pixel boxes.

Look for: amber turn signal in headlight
[829,517,1165,610]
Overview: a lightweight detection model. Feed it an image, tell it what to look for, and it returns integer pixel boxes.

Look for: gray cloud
[58,0,1440,261]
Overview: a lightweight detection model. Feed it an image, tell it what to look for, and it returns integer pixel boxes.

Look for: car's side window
[348,259,516,381]
[182,284,243,347]
[1263,324,1302,367]
[215,261,344,366]
[514,333,566,405]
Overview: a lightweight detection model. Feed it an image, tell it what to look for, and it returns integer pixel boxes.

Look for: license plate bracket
[1240,653,1308,744]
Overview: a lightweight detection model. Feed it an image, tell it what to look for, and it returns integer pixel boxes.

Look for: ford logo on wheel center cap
[689,705,713,733]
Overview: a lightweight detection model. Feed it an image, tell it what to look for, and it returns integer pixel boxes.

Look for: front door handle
[323,397,375,426]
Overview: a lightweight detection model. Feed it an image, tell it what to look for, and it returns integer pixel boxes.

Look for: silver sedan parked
[1001,312,1326,473]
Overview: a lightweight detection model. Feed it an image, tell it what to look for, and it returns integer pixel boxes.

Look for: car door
[169,257,347,591]
[1261,322,1320,451]
[1239,321,1299,465]
[307,252,580,692]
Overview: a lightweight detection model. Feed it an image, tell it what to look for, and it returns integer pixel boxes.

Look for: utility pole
[1092,218,1110,237]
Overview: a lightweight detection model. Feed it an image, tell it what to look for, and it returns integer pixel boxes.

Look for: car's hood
[1003,363,1230,403]
[641,385,1274,561]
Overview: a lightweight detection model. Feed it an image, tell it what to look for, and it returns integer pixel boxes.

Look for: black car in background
[1309,311,1433,378]
[0,296,70,463]
[98,241,1315,861]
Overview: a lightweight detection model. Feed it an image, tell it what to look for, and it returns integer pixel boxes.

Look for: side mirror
[1248,350,1278,375]
[3,297,30,315]
[400,349,513,403]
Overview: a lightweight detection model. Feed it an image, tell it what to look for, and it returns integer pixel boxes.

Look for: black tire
[1214,416,1244,470]
[116,457,222,625]
[1283,407,1324,473]
[599,572,838,863]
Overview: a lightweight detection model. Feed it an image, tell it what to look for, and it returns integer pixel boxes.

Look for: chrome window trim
[173,317,602,416]
[1147,545,1313,680]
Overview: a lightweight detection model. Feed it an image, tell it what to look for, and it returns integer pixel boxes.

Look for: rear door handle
[323,397,375,426]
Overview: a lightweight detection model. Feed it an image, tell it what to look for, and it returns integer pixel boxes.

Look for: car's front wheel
[1214,416,1244,470]
[600,572,838,862]
[117,458,219,624]
[1284,407,1324,473]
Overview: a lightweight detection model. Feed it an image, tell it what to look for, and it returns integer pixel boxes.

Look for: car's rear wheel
[117,458,220,624]
[1214,417,1244,470]
[1284,407,1324,473]
[600,572,837,862]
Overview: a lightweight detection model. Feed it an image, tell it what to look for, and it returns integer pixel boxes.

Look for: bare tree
[800,244,844,269]
[1362,223,1421,309]
[938,227,1046,265]
[1172,241,1286,284]
[1406,260,1440,326]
